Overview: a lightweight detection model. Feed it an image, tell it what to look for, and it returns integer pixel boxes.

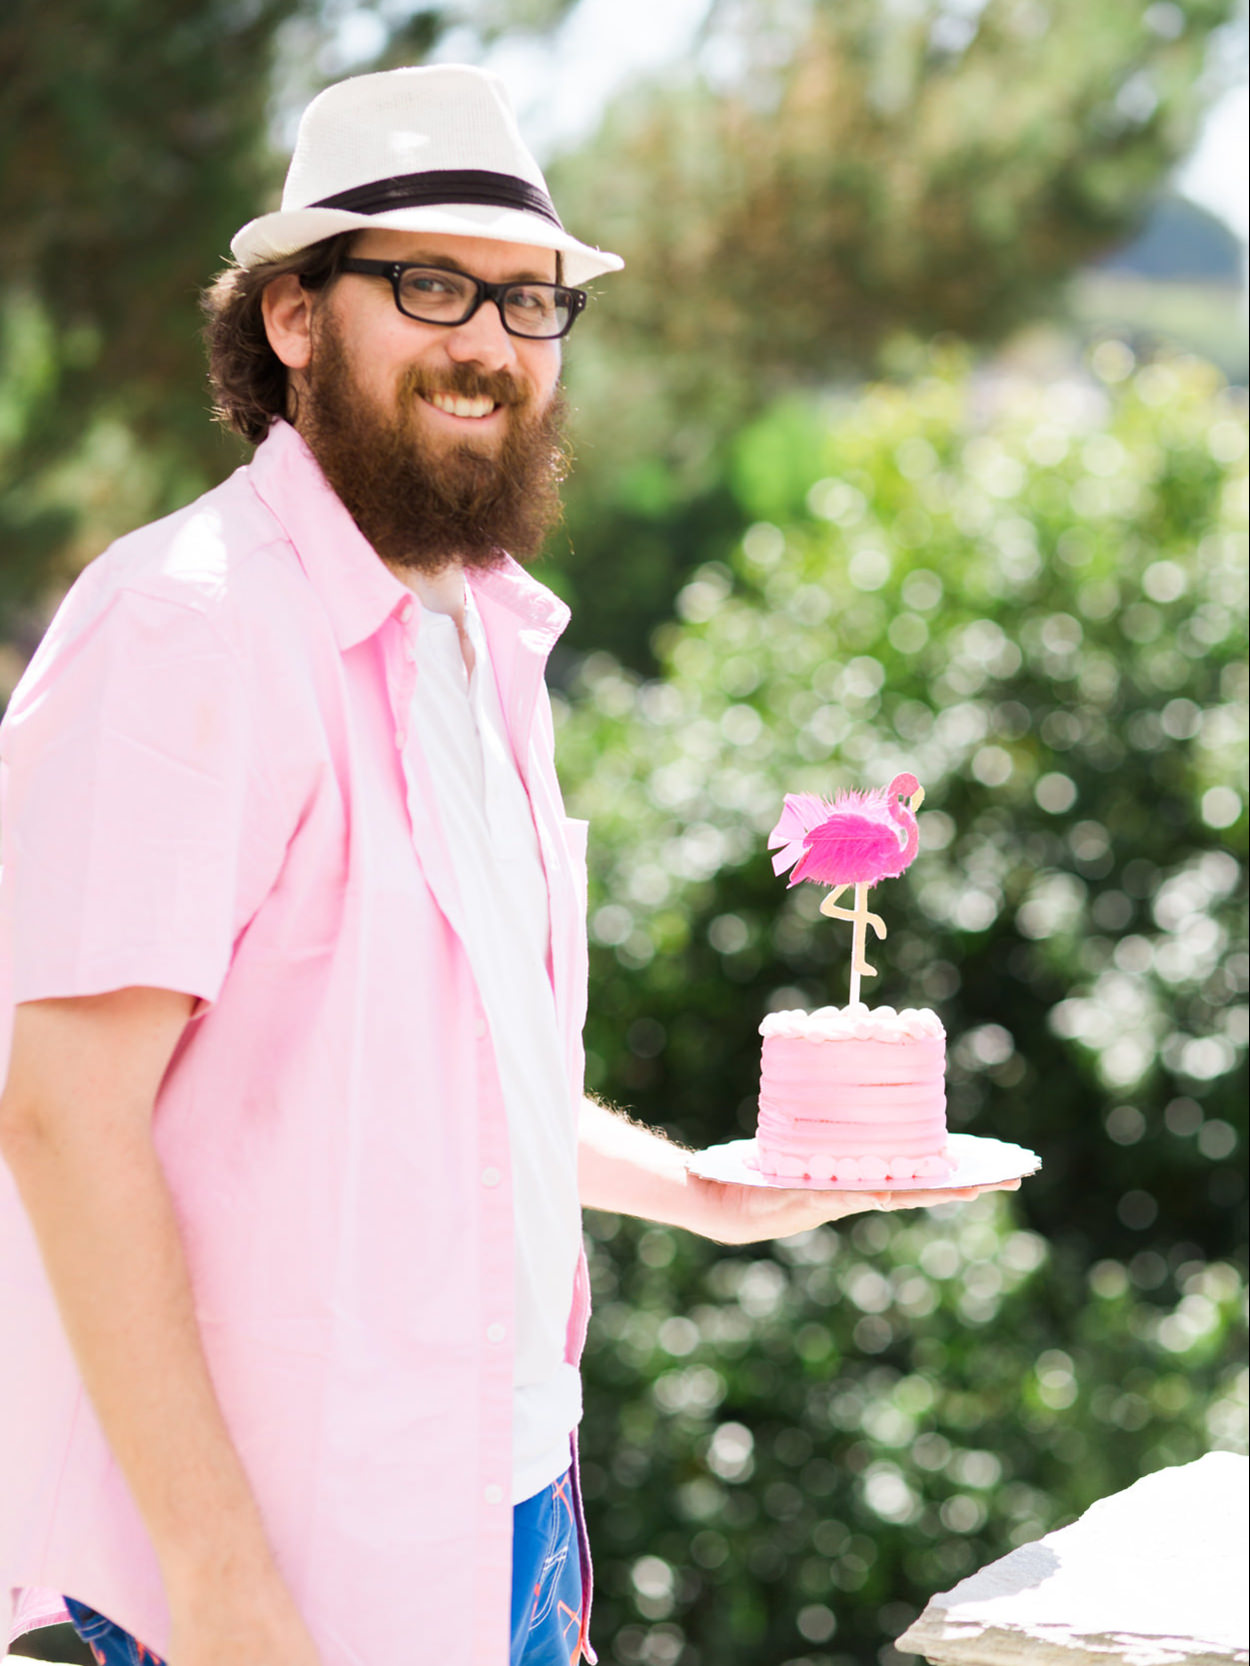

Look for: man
[0,66,1008,1666]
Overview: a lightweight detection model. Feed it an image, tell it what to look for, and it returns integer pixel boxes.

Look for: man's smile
[422,390,502,421]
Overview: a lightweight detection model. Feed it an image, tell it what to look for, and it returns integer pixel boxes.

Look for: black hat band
[311,168,563,229]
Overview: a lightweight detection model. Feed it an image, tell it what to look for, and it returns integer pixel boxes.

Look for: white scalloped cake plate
[685,1132,1041,1192]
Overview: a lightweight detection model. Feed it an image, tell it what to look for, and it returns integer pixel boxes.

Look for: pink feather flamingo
[768,772,925,1004]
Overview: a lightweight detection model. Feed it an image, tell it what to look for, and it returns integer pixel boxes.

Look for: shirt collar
[246,420,411,651]
[468,557,570,656]
[246,420,570,654]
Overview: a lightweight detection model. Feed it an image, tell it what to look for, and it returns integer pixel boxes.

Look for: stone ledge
[899,1453,1248,1666]
[897,1623,1244,1666]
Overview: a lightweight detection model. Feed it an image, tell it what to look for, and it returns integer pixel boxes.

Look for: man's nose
[443,295,519,371]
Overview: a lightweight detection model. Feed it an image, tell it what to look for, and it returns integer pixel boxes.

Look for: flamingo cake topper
[768,772,925,1006]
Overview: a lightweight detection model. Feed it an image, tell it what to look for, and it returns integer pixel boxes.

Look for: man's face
[316,228,564,442]
[293,228,570,571]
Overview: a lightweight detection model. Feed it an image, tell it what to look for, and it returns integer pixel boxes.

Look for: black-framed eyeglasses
[336,258,587,340]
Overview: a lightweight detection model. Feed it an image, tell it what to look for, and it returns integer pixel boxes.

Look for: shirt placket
[386,599,516,1583]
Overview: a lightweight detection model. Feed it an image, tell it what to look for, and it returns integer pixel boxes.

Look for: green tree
[558,344,1248,1663]
[560,0,1239,398]
[549,0,1242,665]
[0,0,322,625]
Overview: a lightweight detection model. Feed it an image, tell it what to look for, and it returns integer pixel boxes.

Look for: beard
[296,314,570,573]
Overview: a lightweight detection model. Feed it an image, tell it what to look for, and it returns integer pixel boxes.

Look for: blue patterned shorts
[510,1466,585,1664]
[61,1597,162,1666]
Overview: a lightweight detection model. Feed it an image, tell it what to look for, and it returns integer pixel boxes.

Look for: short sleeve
[0,585,280,1005]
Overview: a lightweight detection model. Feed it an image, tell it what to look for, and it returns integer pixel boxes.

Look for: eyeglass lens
[397,267,572,338]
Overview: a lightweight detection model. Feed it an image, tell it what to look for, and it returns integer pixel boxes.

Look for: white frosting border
[752,1147,953,1182]
[760,1004,945,1042]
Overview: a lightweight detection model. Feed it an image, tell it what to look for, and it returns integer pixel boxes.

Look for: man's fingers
[867,1185,990,1209]
[883,1179,1022,1207]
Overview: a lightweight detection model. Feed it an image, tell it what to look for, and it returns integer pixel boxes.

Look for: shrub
[561,345,1248,1665]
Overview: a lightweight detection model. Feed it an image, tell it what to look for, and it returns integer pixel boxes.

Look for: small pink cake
[753,1005,952,1184]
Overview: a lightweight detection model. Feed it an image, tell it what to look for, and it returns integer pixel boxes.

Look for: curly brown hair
[200,233,356,444]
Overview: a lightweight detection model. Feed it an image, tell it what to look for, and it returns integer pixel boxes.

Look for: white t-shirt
[404,569,583,1504]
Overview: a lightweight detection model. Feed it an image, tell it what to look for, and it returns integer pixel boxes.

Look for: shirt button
[473,1017,488,1039]
[486,1323,506,1344]
[395,728,407,749]
[480,1167,502,1188]
[484,1484,504,1506]
[399,599,415,622]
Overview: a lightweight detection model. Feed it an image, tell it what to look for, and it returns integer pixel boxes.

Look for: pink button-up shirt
[0,420,594,1664]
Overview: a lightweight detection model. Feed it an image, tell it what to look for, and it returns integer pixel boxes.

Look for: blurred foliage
[561,0,1238,394]
[2,0,296,402]
[0,0,315,624]
[577,1207,1245,1666]
[550,0,1243,664]
[1070,268,1250,386]
[469,0,581,33]
[557,345,1249,1663]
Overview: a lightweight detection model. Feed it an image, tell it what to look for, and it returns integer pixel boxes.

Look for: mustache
[398,363,530,410]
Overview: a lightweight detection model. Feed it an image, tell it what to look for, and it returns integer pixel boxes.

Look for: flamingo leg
[822,884,887,1005]
[819,888,886,939]
[849,885,881,981]
[819,884,854,922]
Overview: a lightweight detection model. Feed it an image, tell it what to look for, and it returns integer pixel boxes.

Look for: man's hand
[167,1572,324,1666]
[681,1171,1021,1245]
[578,1095,1019,1243]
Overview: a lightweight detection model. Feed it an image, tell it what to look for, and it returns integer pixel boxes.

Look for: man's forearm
[578,1095,711,1233]
[0,995,281,1598]
[577,1095,815,1241]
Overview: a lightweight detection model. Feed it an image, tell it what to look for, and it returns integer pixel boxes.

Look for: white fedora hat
[230,64,623,287]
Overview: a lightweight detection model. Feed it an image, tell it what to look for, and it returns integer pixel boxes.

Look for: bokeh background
[2,5,1247,1665]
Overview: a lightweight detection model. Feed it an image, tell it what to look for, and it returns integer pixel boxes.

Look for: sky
[432,0,718,158]
[1176,82,1249,245]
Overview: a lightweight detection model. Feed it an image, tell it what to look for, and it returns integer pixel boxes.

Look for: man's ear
[262,274,316,371]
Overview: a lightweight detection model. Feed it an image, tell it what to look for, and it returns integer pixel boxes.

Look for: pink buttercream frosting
[754,1005,951,1183]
